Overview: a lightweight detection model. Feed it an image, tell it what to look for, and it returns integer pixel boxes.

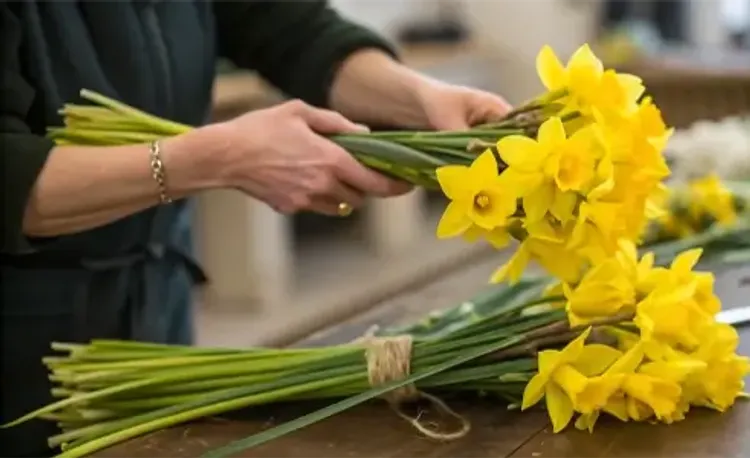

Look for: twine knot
[360,333,471,441]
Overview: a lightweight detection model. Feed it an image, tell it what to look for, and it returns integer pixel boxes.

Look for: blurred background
[195,0,750,347]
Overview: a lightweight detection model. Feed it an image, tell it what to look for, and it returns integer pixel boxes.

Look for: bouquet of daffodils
[5,44,749,458]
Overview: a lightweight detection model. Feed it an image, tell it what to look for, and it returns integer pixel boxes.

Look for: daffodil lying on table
[531,241,748,432]
[6,43,749,458]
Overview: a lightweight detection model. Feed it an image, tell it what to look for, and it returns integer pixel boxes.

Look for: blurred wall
[331,0,437,39]
[330,0,602,104]
[463,0,602,104]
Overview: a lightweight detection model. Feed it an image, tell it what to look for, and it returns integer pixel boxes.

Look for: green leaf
[332,136,447,168]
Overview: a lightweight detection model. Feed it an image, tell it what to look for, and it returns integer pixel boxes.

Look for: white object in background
[717,306,750,326]
[722,0,750,35]
[688,0,726,48]
[666,116,750,182]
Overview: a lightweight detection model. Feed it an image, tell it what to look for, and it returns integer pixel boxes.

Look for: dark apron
[0,2,217,455]
[0,204,208,457]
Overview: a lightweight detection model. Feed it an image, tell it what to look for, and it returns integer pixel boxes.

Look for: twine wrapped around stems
[361,333,471,441]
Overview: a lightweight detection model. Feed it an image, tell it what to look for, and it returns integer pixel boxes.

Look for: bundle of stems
[50,89,563,190]
[3,283,627,458]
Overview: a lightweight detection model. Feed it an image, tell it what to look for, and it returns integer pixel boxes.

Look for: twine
[359,333,471,441]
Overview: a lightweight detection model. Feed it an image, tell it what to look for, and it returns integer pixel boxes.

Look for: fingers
[331,151,413,198]
[471,92,513,125]
[284,100,368,135]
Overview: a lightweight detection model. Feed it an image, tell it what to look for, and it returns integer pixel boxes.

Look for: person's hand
[416,81,513,131]
[210,100,411,216]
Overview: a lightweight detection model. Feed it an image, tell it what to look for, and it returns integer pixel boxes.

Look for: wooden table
[96,257,750,458]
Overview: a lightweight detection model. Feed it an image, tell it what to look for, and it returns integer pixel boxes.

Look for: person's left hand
[416,81,513,131]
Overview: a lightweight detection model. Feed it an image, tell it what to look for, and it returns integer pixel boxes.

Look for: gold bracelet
[149,140,173,205]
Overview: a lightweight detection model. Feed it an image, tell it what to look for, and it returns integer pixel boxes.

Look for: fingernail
[355,123,370,132]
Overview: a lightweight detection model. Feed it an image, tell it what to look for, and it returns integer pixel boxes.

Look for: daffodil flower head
[522,329,627,432]
[436,149,518,240]
[497,117,596,225]
[687,173,738,226]
[563,256,636,326]
[491,220,587,285]
[535,43,644,120]
[634,284,713,350]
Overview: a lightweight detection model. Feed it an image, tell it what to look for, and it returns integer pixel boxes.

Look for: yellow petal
[497,136,543,171]
[537,116,567,147]
[602,395,630,421]
[671,248,703,274]
[536,45,567,90]
[550,191,578,223]
[616,73,645,103]
[576,374,624,414]
[468,149,501,184]
[490,243,531,284]
[522,373,548,410]
[605,341,645,375]
[436,165,471,200]
[559,327,593,363]
[498,169,544,197]
[523,182,555,222]
[525,218,563,242]
[546,383,575,433]
[436,200,472,239]
[574,411,600,433]
[538,349,563,373]
[574,344,624,377]
[485,228,512,249]
[567,43,603,77]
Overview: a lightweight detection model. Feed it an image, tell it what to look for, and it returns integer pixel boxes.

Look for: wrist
[331,49,435,129]
[159,124,232,196]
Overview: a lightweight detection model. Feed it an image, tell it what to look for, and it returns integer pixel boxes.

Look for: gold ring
[337,202,353,217]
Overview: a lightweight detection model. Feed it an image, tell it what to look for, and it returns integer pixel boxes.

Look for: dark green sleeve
[212,0,399,107]
[0,3,56,254]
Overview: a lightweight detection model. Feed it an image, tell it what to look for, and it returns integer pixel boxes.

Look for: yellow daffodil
[576,340,700,429]
[491,220,587,284]
[682,323,750,411]
[687,173,738,226]
[436,149,517,239]
[535,43,644,119]
[522,328,626,432]
[634,284,713,351]
[613,240,658,295]
[496,117,596,224]
[563,256,636,326]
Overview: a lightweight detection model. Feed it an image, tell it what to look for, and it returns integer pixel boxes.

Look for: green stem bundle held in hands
[49,89,557,189]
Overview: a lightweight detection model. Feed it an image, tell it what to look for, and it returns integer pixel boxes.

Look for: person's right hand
[208,100,412,216]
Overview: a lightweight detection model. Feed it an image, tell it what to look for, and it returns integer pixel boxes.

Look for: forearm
[23,129,222,237]
[330,49,438,129]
